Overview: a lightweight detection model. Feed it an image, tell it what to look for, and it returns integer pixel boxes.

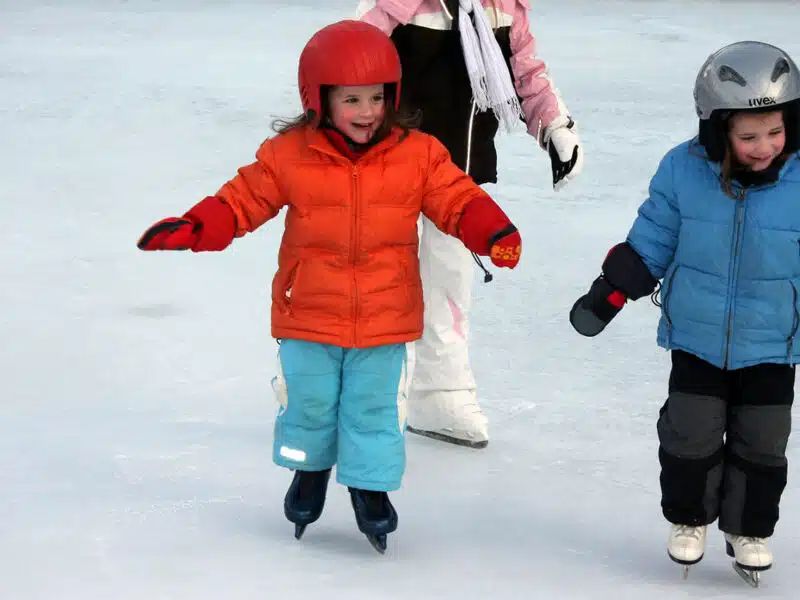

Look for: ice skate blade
[733,562,763,588]
[725,541,772,572]
[667,551,702,580]
[294,524,307,540]
[366,534,387,554]
[406,425,488,449]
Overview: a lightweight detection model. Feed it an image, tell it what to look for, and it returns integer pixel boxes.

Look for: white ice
[2,0,799,598]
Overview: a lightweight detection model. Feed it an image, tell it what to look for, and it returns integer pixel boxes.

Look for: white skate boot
[668,524,706,578]
[405,389,488,449]
[724,534,772,587]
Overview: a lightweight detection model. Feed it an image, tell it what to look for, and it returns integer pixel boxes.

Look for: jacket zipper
[438,0,454,21]
[723,192,747,368]
[465,99,476,176]
[351,166,360,347]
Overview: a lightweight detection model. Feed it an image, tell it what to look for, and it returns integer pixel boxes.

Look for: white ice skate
[667,524,706,578]
[724,534,772,588]
[405,390,489,449]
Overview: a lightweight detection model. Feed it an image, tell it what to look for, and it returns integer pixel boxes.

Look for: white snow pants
[405,212,489,446]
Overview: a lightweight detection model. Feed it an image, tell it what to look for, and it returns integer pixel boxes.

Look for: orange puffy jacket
[214,125,492,348]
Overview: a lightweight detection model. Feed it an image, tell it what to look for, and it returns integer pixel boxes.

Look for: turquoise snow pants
[271,339,408,491]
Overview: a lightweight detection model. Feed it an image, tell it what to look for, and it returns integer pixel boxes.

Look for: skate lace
[737,536,766,548]
[464,400,484,415]
[674,525,703,541]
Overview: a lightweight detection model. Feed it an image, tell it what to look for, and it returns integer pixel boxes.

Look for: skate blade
[294,524,307,540]
[667,551,702,579]
[732,562,762,588]
[366,534,387,554]
[406,426,488,449]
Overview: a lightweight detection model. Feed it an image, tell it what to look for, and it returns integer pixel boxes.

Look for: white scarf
[455,0,523,132]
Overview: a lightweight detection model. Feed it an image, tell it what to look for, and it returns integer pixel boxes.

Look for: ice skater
[137,20,521,552]
[569,40,800,587]
[355,0,583,448]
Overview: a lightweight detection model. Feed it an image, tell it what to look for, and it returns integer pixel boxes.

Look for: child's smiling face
[328,84,386,144]
[728,110,787,172]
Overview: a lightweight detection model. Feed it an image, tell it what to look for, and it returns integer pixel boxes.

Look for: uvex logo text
[749,97,776,107]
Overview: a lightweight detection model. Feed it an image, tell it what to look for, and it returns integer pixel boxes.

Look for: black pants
[657,350,794,537]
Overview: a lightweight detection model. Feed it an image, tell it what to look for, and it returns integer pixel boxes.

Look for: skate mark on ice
[127,303,184,318]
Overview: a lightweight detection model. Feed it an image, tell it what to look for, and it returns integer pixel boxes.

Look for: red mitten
[137,218,196,251]
[137,196,236,252]
[457,194,521,269]
[489,227,521,268]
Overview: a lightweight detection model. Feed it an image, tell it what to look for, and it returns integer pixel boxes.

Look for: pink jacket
[355,0,570,144]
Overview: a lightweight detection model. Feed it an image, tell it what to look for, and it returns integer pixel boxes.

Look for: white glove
[542,116,584,190]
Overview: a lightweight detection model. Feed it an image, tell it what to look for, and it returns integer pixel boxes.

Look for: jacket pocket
[788,280,800,362]
[399,255,416,314]
[274,259,303,315]
[661,264,680,330]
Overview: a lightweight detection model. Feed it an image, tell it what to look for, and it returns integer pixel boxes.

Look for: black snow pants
[657,350,794,537]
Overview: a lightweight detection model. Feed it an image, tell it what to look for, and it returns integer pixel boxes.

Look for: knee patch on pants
[727,405,791,468]
[658,392,726,459]
[658,392,727,525]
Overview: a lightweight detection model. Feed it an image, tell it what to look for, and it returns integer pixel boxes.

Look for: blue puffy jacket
[627,138,800,369]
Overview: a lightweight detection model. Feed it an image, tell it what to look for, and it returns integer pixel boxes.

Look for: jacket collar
[691,136,799,183]
[304,126,404,162]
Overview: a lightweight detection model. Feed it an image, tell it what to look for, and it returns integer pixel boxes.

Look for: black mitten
[570,242,658,337]
[570,277,627,337]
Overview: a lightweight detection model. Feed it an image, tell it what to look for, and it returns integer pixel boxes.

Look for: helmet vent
[771,58,791,83]
[717,65,747,87]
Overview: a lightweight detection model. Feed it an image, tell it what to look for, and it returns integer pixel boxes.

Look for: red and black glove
[137,196,237,252]
[570,242,657,337]
[569,277,627,337]
[458,195,521,269]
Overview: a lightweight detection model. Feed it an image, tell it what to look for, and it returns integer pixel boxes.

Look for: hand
[544,117,584,190]
[457,195,521,270]
[489,226,521,269]
[137,196,236,252]
[569,276,626,337]
[137,218,196,251]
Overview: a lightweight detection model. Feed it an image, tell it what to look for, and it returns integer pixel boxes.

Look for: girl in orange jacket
[137,19,520,553]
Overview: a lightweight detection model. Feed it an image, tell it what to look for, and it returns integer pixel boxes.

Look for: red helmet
[298,20,402,127]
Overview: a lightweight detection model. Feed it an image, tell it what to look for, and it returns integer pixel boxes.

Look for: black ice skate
[348,487,398,554]
[284,468,331,540]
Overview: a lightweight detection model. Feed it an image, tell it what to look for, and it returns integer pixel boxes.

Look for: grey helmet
[694,41,800,119]
[694,41,800,161]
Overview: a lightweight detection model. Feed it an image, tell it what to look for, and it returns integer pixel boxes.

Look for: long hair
[271,83,421,138]
[720,145,744,200]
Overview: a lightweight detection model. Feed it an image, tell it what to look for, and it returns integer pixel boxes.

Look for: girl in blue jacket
[570,41,800,584]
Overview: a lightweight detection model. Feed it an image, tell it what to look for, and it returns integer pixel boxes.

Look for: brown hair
[719,148,743,200]
[270,84,421,138]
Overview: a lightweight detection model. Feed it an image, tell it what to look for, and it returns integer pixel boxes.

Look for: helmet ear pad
[698,112,729,163]
[304,85,331,127]
[699,98,800,162]
[783,99,800,154]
